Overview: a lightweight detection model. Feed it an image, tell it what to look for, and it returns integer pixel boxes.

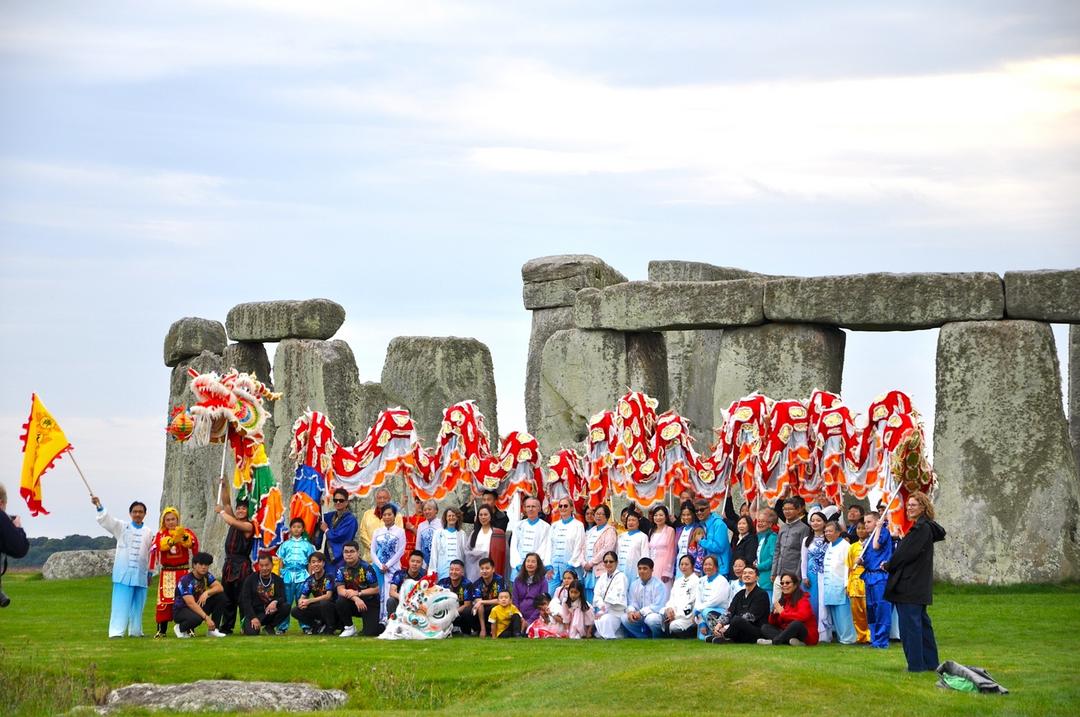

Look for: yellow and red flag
[18,393,72,516]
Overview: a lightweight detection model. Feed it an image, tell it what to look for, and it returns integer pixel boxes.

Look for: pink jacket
[649,525,677,580]
[585,524,618,578]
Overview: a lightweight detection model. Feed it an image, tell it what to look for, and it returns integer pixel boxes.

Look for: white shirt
[430,527,465,576]
[695,573,731,614]
[593,570,628,614]
[549,517,585,568]
[97,507,154,587]
[665,572,700,619]
[617,530,648,577]
[510,517,551,570]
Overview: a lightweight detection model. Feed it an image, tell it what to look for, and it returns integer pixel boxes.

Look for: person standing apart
[546,499,584,594]
[92,495,154,638]
[885,492,946,672]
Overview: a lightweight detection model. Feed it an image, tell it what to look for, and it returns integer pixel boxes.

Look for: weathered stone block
[381,337,498,446]
[538,329,667,457]
[162,350,226,565]
[648,260,772,282]
[100,680,347,713]
[1072,325,1079,468]
[934,320,1080,584]
[712,324,845,417]
[268,339,363,509]
[521,254,627,309]
[226,299,345,342]
[42,549,114,580]
[222,342,272,386]
[1004,269,1080,322]
[574,280,765,331]
[163,317,227,367]
[664,329,724,447]
[764,272,1004,330]
[357,381,390,433]
[525,306,574,433]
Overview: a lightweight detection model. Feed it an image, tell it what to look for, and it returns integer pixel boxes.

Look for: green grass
[1,573,1078,716]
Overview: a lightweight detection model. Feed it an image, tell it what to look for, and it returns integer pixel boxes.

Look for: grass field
[1,573,1078,716]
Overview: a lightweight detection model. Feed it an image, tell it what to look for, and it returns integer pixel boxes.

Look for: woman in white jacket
[822,520,857,644]
[662,554,700,638]
[92,495,155,638]
[616,513,649,583]
[429,507,467,581]
[592,550,628,639]
[693,555,730,641]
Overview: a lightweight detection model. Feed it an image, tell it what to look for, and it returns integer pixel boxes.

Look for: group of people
[88,476,946,673]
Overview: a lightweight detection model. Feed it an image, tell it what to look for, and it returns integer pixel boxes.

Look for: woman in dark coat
[729,515,758,578]
[884,492,946,672]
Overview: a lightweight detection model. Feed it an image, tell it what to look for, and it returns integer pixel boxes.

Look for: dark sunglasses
[333,498,348,504]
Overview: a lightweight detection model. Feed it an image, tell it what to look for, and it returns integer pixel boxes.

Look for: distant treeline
[7,535,114,568]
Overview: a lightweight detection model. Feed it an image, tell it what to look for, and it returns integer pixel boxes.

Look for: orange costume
[149,506,199,633]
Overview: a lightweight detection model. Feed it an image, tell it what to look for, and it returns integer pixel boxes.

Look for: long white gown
[592,570,629,639]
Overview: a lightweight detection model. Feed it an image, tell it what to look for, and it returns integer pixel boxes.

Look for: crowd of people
[83,478,946,673]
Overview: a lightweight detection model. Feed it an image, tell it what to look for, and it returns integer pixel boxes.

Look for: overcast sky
[2,1,1077,538]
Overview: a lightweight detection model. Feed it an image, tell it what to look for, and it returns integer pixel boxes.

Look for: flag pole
[67,451,95,497]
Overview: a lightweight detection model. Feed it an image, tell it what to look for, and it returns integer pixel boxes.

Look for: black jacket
[460,504,509,532]
[885,516,946,605]
[240,572,287,619]
[727,585,770,627]
[0,510,29,560]
[729,532,759,577]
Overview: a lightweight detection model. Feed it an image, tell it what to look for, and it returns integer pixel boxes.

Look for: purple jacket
[512,577,549,623]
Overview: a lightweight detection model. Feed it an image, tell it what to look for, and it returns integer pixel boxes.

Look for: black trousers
[725,616,765,644]
[173,593,227,633]
[761,619,809,645]
[219,578,244,633]
[242,608,290,635]
[453,611,478,635]
[335,596,381,635]
[291,601,336,632]
[496,614,522,638]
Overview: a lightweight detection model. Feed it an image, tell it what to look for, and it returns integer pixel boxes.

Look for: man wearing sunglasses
[546,498,584,594]
[319,488,358,571]
[695,499,732,579]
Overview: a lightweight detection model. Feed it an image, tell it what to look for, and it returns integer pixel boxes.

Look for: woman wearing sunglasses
[592,551,628,639]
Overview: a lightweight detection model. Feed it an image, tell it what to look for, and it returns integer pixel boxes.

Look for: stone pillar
[934,320,1080,584]
[1072,325,1079,469]
[380,337,499,447]
[537,328,667,458]
[522,256,627,433]
[712,323,845,418]
[267,339,364,507]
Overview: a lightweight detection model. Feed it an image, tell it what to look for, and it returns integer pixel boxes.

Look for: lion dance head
[378,574,460,640]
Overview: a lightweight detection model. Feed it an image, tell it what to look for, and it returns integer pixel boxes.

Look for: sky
[1,1,1077,538]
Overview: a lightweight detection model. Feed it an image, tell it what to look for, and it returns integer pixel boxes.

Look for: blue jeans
[895,603,939,672]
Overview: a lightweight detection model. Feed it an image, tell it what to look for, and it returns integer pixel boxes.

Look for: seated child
[527,593,568,639]
[560,580,595,639]
[487,589,523,639]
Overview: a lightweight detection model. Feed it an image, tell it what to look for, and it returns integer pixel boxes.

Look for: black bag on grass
[934,660,1009,694]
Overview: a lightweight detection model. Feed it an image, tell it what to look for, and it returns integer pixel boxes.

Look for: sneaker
[339,626,357,638]
[174,625,191,639]
[207,629,227,638]
[756,638,773,646]
[789,638,806,647]
[302,627,313,635]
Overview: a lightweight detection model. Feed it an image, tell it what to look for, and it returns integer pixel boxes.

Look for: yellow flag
[19,393,72,516]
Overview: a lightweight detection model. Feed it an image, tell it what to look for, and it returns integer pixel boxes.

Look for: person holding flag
[92,495,155,638]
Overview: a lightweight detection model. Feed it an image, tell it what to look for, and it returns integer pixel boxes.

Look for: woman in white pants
[592,551,628,639]
[662,554,700,638]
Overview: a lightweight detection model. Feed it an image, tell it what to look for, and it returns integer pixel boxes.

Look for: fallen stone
[574,280,765,331]
[663,329,724,447]
[934,320,1080,584]
[99,680,347,713]
[41,549,114,580]
[1004,269,1080,322]
[525,306,575,433]
[521,254,627,309]
[712,324,845,418]
[226,299,345,342]
[268,339,363,507]
[381,336,499,446]
[764,272,1004,330]
[648,260,773,282]
[162,350,227,566]
[538,329,667,457]
[164,318,227,367]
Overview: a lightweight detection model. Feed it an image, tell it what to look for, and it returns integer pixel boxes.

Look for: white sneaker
[339,626,356,638]
[207,629,227,638]
[174,624,191,639]
[756,638,773,646]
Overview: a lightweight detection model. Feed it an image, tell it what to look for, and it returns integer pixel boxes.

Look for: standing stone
[162,350,226,565]
[538,329,668,457]
[163,318,227,367]
[222,342,273,385]
[357,381,391,433]
[712,324,845,417]
[226,299,346,342]
[268,339,364,508]
[662,329,724,447]
[522,256,627,432]
[934,320,1080,584]
[380,337,498,446]
[1072,325,1080,468]
[1004,269,1080,322]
